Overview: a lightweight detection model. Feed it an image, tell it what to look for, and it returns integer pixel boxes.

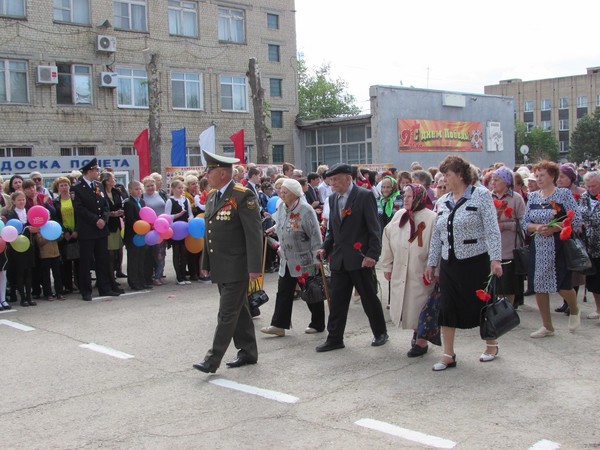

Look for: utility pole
[145,50,162,173]
[247,58,270,164]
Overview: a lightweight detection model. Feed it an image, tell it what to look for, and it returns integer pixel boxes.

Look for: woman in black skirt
[425,156,503,371]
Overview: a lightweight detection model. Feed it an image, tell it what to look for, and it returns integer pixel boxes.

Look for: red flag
[133,128,150,179]
[229,129,245,163]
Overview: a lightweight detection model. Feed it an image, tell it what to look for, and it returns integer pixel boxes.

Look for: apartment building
[484,67,600,155]
[0,0,298,175]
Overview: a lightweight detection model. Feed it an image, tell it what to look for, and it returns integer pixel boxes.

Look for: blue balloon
[6,219,23,234]
[0,220,4,232]
[133,234,146,247]
[40,220,62,240]
[188,217,205,238]
[267,196,279,214]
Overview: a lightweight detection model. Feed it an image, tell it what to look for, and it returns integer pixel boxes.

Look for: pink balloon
[160,228,174,240]
[139,206,157,224]
[27,205,49,227]
[1,226,18,243]
[158,213,173,224]
[0,238,6,253]
[154,217,169,233]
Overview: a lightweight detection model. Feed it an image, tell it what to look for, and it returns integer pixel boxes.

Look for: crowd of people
[2,155,599,374]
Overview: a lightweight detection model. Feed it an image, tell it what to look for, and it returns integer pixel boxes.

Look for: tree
[297,59,361,120]
[247,58,271,164]
[514,121,559,163]
[570,107,600,163]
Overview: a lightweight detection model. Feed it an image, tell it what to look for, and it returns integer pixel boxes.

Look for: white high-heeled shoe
[260,326,285,337]
[568,311,581,332]
[479,344,499,362]
[432,354,456,371]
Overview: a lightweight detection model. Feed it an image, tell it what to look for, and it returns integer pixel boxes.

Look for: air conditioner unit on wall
[99,72,118,88]
[37,65,58,84]
[97,35,117,52]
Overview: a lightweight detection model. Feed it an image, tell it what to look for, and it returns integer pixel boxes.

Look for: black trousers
[40,257,63,297]
[172,242,187,282]
[79,236,112,296]
[326,266,387,344]
[271,266,325,331]
[126,243,147,289]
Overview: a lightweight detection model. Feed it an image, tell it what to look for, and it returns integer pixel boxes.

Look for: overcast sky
[295,0,598,113]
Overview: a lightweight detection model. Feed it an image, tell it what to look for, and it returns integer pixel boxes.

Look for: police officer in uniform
[193,150,263,373]
[72,158,121,300]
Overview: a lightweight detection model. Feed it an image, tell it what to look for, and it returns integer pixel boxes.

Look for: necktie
[216,191,222,202]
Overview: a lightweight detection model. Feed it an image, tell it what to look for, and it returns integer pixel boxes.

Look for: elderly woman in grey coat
[261,178,325,337]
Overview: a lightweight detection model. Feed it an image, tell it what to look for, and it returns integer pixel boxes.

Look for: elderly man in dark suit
[72,158,121,301]
[316,163,388,352]
[193,150,264,374]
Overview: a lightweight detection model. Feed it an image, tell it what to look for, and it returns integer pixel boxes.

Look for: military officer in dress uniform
[72,158,122,300]
[193,150,263,374]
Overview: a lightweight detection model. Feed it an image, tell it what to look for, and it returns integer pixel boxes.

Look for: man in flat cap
[316,163,388,352]
[72,158,122,300]
[193,150,263,374]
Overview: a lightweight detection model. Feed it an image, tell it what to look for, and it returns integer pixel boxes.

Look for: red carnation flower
[422,273,431,286]
[353,242,363,250]
[493,199,503,208]
[566,209,575,219]
[573,193,581,200]
[560,226,572,241]
[475,289,491,301]
[302,272,310,279]
[295,265,301,272]
[597,194,600,201]
[503,207,513,218]
[563,218,572,228]
[297,277,305,285]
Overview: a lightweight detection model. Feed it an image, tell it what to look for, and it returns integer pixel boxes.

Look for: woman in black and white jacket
[425,156,503,371]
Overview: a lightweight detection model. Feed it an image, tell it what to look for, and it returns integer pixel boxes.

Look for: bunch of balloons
[0,205,62,253]
[132,207,206,254]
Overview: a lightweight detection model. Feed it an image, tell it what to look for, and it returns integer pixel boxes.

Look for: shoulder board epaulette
[208,188,217,194]
[233,183,249,192]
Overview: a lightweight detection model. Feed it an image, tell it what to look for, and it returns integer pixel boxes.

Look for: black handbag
[65,241,80,260]
[563,234,594,274]
[416,283,441,346]
[247,278,269,309]
[512,220,529,276]
[480,277,520,340]
[300,274,330,304]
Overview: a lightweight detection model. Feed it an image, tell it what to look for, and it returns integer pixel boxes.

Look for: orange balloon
[184,235,204,254]
[133,220,151,235]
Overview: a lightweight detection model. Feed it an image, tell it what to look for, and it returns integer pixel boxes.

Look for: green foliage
[297,59,361,120]
[514,121,559,163]
[570,107,600,163]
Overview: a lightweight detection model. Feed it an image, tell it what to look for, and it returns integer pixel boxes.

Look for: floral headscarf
[379,176,400,218]
[398,183,432,242]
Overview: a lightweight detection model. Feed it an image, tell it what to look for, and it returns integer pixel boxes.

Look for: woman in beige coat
[380,183,436,357]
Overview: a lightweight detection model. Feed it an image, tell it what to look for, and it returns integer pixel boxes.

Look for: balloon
[160,228,174,240]
[0,220,4,233]
[0,238,6,253]
[139,206,157,224]
[10,235,30,252]
[158,213,173,224]
[6,219,23,234]
[40,220,62,240]
[144,230,160,246]
[154,217,169,234]
[185,235,204,254]
[133,234,146,247]
[188,217,205,238]
[267,196,279,214]
[133,220,151,235]
[171,221,189,241]
[27,205,50,227]
[1,226,18,243]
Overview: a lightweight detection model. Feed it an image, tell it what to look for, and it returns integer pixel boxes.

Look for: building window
[597,94,600,107]
[0,59,28,104]
[559,119,569,131]
[220,75,247,112]
[559,97,569,109]
[53,0,90,24]
[525,122,534,132]
[114,0,147,32]
[271,110,283,128]
[269,78,282,97]
[218,7,244,43]
[577,96,588,107]
[541,120,552,130]
[121,146,136,155]
[541,99,552,110]
[268,44,280,62]
[117,67,148,108]
[272,144,284,163]
[0,147,32,157]
[168,1,197,37]
[267,13,279,29]
[0,0,25,17]
[559,141,568,153]
[172,72,202,110]
[56,63,92,105]
[186,146,201,166]
[524,100,533,112]
[60,146,96,156]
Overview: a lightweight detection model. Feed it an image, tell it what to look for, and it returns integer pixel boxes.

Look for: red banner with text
[398,119,484,152]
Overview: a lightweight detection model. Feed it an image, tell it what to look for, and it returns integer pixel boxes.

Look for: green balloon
[11,235,30,253]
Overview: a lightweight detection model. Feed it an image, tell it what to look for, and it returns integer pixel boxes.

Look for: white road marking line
[355,418,456,449]
[0,309,16,314]
[93,291,149,301]
[0,319,35,332]
[79,343,134,359]
[529,439,561,450]
[209,379,299,404]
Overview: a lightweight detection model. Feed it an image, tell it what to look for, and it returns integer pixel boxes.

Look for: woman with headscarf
[380,183,436,357]
[579,171,600,320]
[377,175,403,231]
[490,166,526,306]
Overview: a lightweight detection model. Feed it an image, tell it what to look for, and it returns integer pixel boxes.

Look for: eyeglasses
[33,178,42,182]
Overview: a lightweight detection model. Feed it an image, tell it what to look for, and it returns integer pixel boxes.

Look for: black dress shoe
[99,291,121,297]
[371,333,389,347]
[193,360,217,374]
[116,272,127,278]
[112,287,126,294]
[407,344,428,357]
[225,356,257,368]
[555,302,568,313]
[82,294,92,301]
[251,306,261,318]
[28,300,37,306]
[20,300,30,307]
[315,341,345,352]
